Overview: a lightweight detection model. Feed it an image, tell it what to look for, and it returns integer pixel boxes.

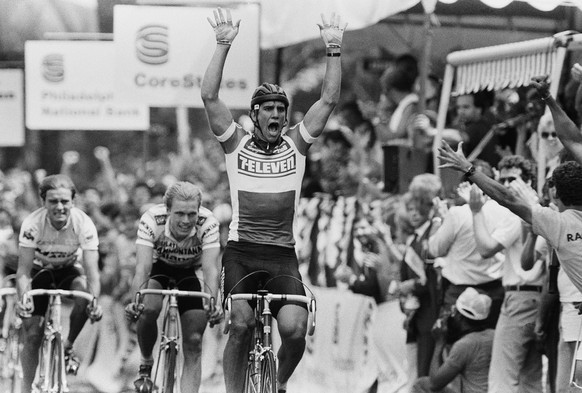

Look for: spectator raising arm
[438,141,535,224]
[531,73,582,165]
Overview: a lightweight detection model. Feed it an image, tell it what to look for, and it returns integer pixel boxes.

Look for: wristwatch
[463,165,476,178]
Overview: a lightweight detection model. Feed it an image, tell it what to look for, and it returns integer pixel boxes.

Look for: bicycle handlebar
[21,288,98,316]
[223,292,317,336]
[22,288,96,303]
[136,288,215,310]
[0,287,17,297]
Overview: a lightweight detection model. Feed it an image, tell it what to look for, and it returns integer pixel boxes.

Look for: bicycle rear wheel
[161,341,178,393]
[260,351,277,393]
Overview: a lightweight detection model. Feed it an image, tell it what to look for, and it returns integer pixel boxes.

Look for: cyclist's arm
[201,44,235,138]
[82,249,101,297]
[200,247,221,300]
[131,244,154,297]
[16,246,35,299]
[291,15,344,152]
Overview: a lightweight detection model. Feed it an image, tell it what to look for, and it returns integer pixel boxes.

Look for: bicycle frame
[223,290,316,393]
[135,288,213,393]
[22,289,96,393]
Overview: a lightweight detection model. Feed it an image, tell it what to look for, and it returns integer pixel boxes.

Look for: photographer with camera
[412,287,494,393]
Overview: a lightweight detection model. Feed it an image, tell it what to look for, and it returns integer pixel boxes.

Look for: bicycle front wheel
[162,341,178,393]
[39,333,64,393]
[260,351,277,393]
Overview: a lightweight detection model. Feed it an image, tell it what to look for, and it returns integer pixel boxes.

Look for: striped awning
[448,36,558,95]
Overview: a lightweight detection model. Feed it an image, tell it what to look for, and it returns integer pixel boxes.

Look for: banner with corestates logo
[113,4,259,108]
[0,69,25,146]
[25,40,149,131]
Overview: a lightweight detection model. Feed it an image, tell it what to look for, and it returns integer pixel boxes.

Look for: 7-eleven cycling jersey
[220,121,308,248]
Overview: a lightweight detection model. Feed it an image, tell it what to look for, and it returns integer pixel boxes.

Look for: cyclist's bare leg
[223,300,254,393]
[20,316,43,393]
[137,280,163,364]
[180,309,207,393]
[65,277,90,349]
[276,304,308,388]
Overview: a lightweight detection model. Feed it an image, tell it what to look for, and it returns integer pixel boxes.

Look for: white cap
[455,287,492,321]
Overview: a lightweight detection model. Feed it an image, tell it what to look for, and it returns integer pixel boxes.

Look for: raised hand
[317,12,348,48]
[508,177,540,205]
[62,150,79,166]
[468,184,486,213]
[437,140,472,173]
[207,8,240,44]
[530,75,551,100]
[93,146,110,162]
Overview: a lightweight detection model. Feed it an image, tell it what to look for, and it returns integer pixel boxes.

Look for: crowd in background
[0,50,581,393]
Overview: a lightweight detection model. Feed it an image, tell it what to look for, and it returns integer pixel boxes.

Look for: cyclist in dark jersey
[201,7,346,393]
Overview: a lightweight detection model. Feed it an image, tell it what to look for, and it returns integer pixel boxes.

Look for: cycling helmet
[250,83,289,110]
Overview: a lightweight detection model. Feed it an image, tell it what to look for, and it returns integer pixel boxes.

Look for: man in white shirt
[428,160,505,328]
[438,149,545,393]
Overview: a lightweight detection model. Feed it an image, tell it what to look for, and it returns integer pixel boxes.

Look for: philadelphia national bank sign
[25,41,149,131]
[113,4,259,108]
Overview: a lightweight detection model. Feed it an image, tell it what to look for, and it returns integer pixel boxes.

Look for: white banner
[113,4,260,108]
[289,287,378,393]
[25,40,149,131]
[0,69,25,146]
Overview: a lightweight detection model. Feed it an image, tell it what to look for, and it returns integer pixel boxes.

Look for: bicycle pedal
[64,347,81,375]
[66,362,80,375]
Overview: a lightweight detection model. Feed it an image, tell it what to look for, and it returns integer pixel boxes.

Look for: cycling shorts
[221,241,306,318]
[31,265,85,316]
[149,262,203,314]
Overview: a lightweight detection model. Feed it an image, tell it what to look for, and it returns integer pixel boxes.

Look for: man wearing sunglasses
[438,148,545,393]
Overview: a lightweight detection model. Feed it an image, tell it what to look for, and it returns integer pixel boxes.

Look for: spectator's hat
[455,287,492,321]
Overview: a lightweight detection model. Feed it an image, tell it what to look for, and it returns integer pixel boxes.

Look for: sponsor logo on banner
[25,40,149,130]
[136,25,169,65]
[42,54,64,83]
[113,5,259,107]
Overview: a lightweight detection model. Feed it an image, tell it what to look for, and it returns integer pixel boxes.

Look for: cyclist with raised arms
[125,181,222,393]
[201,8,346,393]
[16,174,102,393]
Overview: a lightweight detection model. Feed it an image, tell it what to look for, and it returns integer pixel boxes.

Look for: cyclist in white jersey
[125,182,222,393]
[16,174,102,393]
[201,8,347,393]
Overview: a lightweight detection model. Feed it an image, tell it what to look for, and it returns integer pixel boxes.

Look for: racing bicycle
[21,288,99,393]
[223,274,317,393]
[133,277,215,393]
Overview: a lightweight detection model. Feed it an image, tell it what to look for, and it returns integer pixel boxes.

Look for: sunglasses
[499,176,517,184]
[541,132,557,139]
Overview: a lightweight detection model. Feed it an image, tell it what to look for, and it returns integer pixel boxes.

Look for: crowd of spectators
[2,49,582,393]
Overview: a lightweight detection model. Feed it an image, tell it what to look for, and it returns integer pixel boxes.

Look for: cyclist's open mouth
[267,122,279,132]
